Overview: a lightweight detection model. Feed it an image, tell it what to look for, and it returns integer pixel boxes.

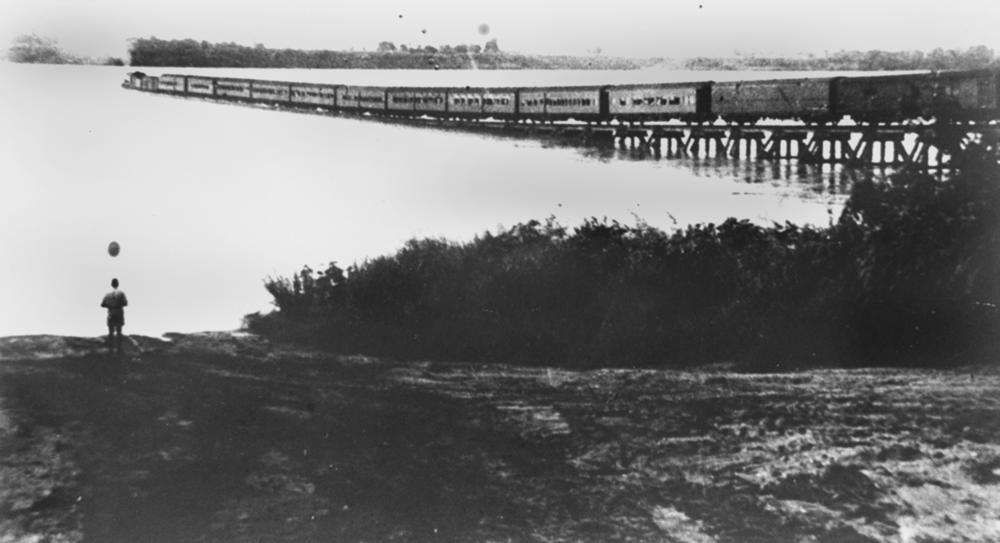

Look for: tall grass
[247,150,1000,369]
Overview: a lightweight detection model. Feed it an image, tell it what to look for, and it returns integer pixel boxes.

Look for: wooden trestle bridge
[395,117,1000,168]
[176,91,1000,168]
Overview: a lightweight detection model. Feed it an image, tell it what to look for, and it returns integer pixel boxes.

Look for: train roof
[835,72,931,83]
[712,76,837,86]
[517,85,606,93]
[384,86,451,93]
[445,86,518,94]
[605,81,711,90]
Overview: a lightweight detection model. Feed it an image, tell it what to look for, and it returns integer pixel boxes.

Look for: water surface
[1,64,860,336]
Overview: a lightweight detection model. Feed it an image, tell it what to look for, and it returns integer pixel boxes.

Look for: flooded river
[0,64,869,336]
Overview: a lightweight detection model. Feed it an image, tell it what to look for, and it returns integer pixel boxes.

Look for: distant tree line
[126,37,651,69]
[6,34,124,65]
[686,46,1000,71]
[247,148,1000,370]
[375,39,500,55]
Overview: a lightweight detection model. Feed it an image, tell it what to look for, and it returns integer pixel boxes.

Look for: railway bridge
[350,114,1000,169]
[124,70,1000,169]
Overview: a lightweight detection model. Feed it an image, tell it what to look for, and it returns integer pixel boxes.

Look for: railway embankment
[248,148,1000,370]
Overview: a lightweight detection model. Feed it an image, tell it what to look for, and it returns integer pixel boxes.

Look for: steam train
[127,69,1000,124]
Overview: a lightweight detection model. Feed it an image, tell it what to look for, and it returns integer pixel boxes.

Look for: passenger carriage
[387,87,448,116]
[448,87,517,119]
[215,78,252,99]
[337,86,387,113]
[157,74,187,93]
[186,77,214,97]
[289,84,338,108]
[713,78,834,124]
[607,82,711,123]
[139,76,158,92]
[517,86,605,122]
[250,80,292,103]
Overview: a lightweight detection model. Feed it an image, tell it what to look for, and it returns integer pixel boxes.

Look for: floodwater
[0,64,869,337]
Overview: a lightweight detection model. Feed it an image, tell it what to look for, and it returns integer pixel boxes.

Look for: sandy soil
[1,333,998,542]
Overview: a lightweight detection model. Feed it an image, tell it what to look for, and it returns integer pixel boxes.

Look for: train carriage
[608,82,711,122]
[448,88,517,118]
[482,90,517,117]
[931,70,1000,122]
[139,76,158,92]
[518,89,547,117]
[833,73,935,123]
[713,77,834,123]
[387,88,448,115]
[186,76,214,96]
[337,86,387,112]
[158,74,186,93]
[543,86,604,121]
[251,80,292,102]
[215,78,252,99]
[289,84,338,107]
[517,86,604,121]
[449,89,484,116]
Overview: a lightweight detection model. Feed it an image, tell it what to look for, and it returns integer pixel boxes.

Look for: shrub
[250,153,1000,369]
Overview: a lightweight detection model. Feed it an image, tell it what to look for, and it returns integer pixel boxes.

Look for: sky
[1,0,1000,61]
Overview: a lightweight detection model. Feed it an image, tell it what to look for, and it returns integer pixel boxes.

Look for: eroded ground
[1,333,998,542]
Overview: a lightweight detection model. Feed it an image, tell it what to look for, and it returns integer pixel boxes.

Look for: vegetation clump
[248,150,1000,369]
[6,34,125,66]
[127,37,646,70]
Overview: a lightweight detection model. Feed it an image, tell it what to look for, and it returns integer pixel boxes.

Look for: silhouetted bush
[248,151,1000,369]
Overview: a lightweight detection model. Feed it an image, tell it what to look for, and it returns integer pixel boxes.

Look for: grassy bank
[247,150,1000,369]
[2,334,1000,541]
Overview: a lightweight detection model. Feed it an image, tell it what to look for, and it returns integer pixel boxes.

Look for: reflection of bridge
[604,124,999,168]
[380,116,999,168]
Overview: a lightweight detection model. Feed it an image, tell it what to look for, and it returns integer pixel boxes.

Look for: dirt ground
[1,333,999,542]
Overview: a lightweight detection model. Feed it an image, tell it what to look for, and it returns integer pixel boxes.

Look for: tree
[484,38,500,54]
[7,34,78,64]
[377,41,397,53]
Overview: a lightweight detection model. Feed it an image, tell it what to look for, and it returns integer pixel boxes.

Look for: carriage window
[619,99,627,106]
[669,97,681,105]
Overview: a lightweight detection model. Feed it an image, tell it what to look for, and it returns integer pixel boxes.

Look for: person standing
[101,278,128,353]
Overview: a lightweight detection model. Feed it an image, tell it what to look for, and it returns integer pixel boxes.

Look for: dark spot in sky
[421,29,427,34]
[477,23,490,35]
[397,14,403,18]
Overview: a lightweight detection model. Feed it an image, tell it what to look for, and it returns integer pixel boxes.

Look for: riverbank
[2,331,1000,541]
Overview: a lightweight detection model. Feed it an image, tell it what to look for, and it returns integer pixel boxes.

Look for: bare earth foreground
[1,334,999,542]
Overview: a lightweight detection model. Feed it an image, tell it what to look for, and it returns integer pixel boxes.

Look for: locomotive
[125,69,1000,125]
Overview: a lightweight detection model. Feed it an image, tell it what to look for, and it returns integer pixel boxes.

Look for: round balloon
[108,241,120,257]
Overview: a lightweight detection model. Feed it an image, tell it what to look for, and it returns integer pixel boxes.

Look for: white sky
[1,0,999,60]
